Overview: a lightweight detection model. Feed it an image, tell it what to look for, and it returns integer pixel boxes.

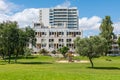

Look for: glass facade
[49,8,78,28]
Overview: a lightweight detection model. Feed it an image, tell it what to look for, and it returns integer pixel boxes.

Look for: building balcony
[49,35,56,37]
[112,44,119,47]
[110,49,120,51]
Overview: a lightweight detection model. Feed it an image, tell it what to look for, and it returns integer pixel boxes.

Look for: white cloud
[113,22,120,34]
[79,16,120,36]
[0,0,19,14]
[79,16,102,31]
[55,0,71,8]
[0,8,39,28]
[0,0,39,28]
[11,8,39,27]
[0,13,9,21]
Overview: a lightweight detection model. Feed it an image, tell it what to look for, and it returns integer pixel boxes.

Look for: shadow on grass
[5,56,38,60]
[0,63,6,65]
[23,56,38,59]
[18,61,53,65]
[88,67,120,70]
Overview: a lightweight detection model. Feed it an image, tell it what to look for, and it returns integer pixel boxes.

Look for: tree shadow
[88,67,120,70]
[18,61,53,65]
[11,56,38,59]
[0,63,6,65]
[23,56,38,59]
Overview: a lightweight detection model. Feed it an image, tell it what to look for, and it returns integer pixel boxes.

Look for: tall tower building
[39,7,79,29]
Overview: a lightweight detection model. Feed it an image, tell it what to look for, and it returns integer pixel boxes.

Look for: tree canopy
[0,21,36,63]
[74,36,107,68]
[99,16,114,55]
[58,46,69,58]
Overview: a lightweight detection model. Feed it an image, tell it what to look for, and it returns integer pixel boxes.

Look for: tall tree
[25,27,36,48]
[99,16,114,55]
[0,21,19,63]
[0,21,36,63]
[0,23,5,60]
[15,27,36,62]
[15,29,28,63]
[74,36,107,68]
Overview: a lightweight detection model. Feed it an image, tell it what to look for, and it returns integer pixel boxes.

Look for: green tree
[25,27,36,48]
[74,36,107,68]
[39,49,49,55]
[99,16,114,55]
[15,29,28,62]
[51,50,56,54]
[0,21,19,63]
[15,27,36,62]
[0,24,6,60]
[58,46,69,58]
[0,21,36,63]
[24,48,32,58]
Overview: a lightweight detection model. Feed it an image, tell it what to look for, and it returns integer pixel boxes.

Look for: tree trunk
[88,57,94,68]
[61,53,65,58]
[15,49,19,63]
[1,52,5,60]
[8,52,11,64]
[2,53,6,62]
[15,54,18,63]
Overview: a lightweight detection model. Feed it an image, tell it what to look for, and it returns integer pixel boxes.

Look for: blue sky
[0,0,120,37]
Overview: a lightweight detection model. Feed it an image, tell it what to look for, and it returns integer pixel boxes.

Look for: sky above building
[0,0,120,37]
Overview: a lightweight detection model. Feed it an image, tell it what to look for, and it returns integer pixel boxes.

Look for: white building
[39,7,79,29]
[32,23,82,52]
[31,7,82,53]
[108,34,120,55]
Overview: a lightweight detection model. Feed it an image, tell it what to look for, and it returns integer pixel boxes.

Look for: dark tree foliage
[0,21,36,63]
[39,49,49,55]
[99,16,114,55]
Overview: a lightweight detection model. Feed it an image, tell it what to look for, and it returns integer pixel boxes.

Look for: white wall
[40,8,49,27]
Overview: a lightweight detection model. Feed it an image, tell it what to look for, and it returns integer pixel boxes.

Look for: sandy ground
[56,60,89,63]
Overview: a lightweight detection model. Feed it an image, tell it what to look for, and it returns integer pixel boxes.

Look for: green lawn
[0,55,120,80]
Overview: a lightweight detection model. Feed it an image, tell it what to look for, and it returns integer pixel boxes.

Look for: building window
[59,39,64,42]
[58,44,64,47]
[66,39,71,42]
[59,32,63,35]
[41,39,46,42]
[49,32,52,35]
[76,32,81,35]
[49,39,54,42]
[41,32,46,35]
[49,32,55,35]
[36,44,41,49]
[49,44,54,48]
[41,44,46,47]
[35,32,37,35]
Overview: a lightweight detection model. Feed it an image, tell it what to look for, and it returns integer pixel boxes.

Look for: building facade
[32,24,82,52]
[31,7,81,53]
[108,34,120,55]
[39,7,79,29]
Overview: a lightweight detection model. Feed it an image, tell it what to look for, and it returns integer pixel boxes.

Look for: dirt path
[56,60,89,63]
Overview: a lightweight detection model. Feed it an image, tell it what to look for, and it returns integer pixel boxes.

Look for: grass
[0,55,120,80]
